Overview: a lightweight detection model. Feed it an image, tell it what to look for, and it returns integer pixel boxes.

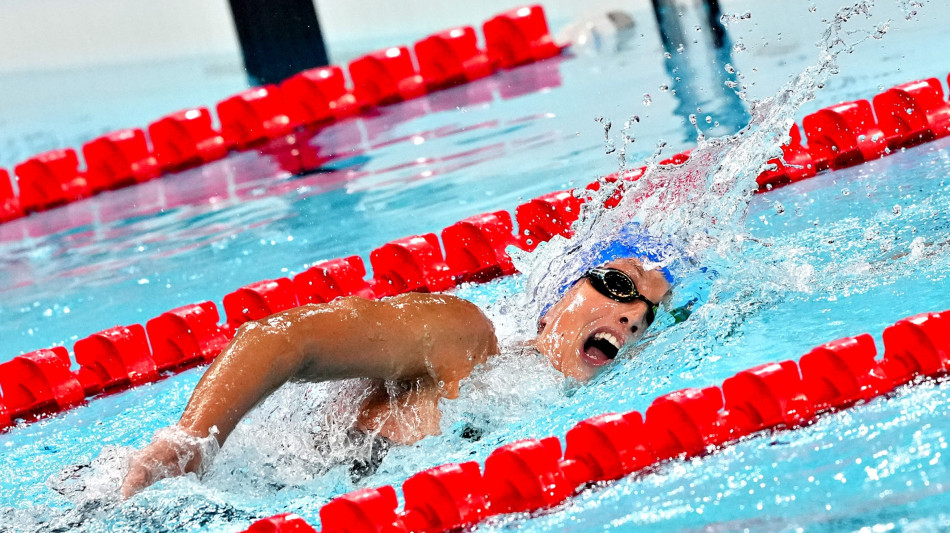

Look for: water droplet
[809,4,817,12]
[642,94,652,106]
[841,188,851,196]
[773,201,785,215]
[724,63,736,74]
[659,84,669,92]
[705,115,713,124]
[892,204,902,216]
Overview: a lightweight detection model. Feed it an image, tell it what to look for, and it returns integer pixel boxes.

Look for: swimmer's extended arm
[121,293,497,497]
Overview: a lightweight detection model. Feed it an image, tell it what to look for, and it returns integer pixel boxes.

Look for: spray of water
[510,0,894,329]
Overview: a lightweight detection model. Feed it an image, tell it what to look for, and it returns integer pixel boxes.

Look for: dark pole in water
[650,0,685,52]
[650,0,749,140]
[704,0,726,49]
[651,0,725,51]
[227,0,330,86]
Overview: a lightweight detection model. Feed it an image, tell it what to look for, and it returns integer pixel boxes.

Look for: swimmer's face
[535,258,671,381]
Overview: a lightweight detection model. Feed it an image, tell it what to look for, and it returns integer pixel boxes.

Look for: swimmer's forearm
[178,314,311,444]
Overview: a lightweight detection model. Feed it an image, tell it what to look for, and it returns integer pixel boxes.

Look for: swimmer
[120,256,671,498]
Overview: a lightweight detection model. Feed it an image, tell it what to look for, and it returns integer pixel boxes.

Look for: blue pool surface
[1,1,949,532]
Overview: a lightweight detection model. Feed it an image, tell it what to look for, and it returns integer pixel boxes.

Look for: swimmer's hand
[120,426,212,499]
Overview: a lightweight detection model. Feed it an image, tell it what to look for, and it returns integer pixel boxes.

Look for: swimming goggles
[583,267,659,325]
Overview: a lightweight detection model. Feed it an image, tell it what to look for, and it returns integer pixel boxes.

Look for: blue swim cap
[539,222,685,318]
[582,223,678,283]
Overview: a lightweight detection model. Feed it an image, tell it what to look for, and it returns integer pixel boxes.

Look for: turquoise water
[1,1,949,532]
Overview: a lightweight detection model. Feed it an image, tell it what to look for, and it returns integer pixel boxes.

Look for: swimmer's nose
[618,315,639,334]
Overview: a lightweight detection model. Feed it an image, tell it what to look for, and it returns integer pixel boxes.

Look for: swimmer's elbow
[226,314,311,380]
[453,298,499,363]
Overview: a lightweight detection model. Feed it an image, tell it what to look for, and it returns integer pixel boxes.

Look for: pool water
[1,1,948,532]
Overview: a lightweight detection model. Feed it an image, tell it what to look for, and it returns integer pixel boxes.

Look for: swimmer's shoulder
[318,292,492,326]
[296,293,496,353]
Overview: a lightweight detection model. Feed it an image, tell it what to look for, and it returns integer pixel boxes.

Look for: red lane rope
[0,5,559,223]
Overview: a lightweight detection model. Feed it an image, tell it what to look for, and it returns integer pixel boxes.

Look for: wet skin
[120,258,670,498]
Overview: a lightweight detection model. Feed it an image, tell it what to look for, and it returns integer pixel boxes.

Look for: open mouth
[582,331,622,365]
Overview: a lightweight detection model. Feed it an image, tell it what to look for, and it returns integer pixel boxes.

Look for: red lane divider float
[872,78,950,150]
[14,149,89,213]
[145,302,231,372]
[415,26,494,91]
[401,462,487,532]
[801,99,887,170]
[348,46,427,108]
[0,347,85,421]
[217,86,294,150]
[74,324,158,396]
[441,211,517,283]
[223,278,299,332]
[82,129,161,192]
[240,309,950,533]
[514,190,583,251]
[280,66,360,128]
[148,107,230,172]
[757,124,824,190]
[879,311,950,384]
[293,256,378,304]
[483,5,562,69]
[799,333,891,410]
[369,234,455,295]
